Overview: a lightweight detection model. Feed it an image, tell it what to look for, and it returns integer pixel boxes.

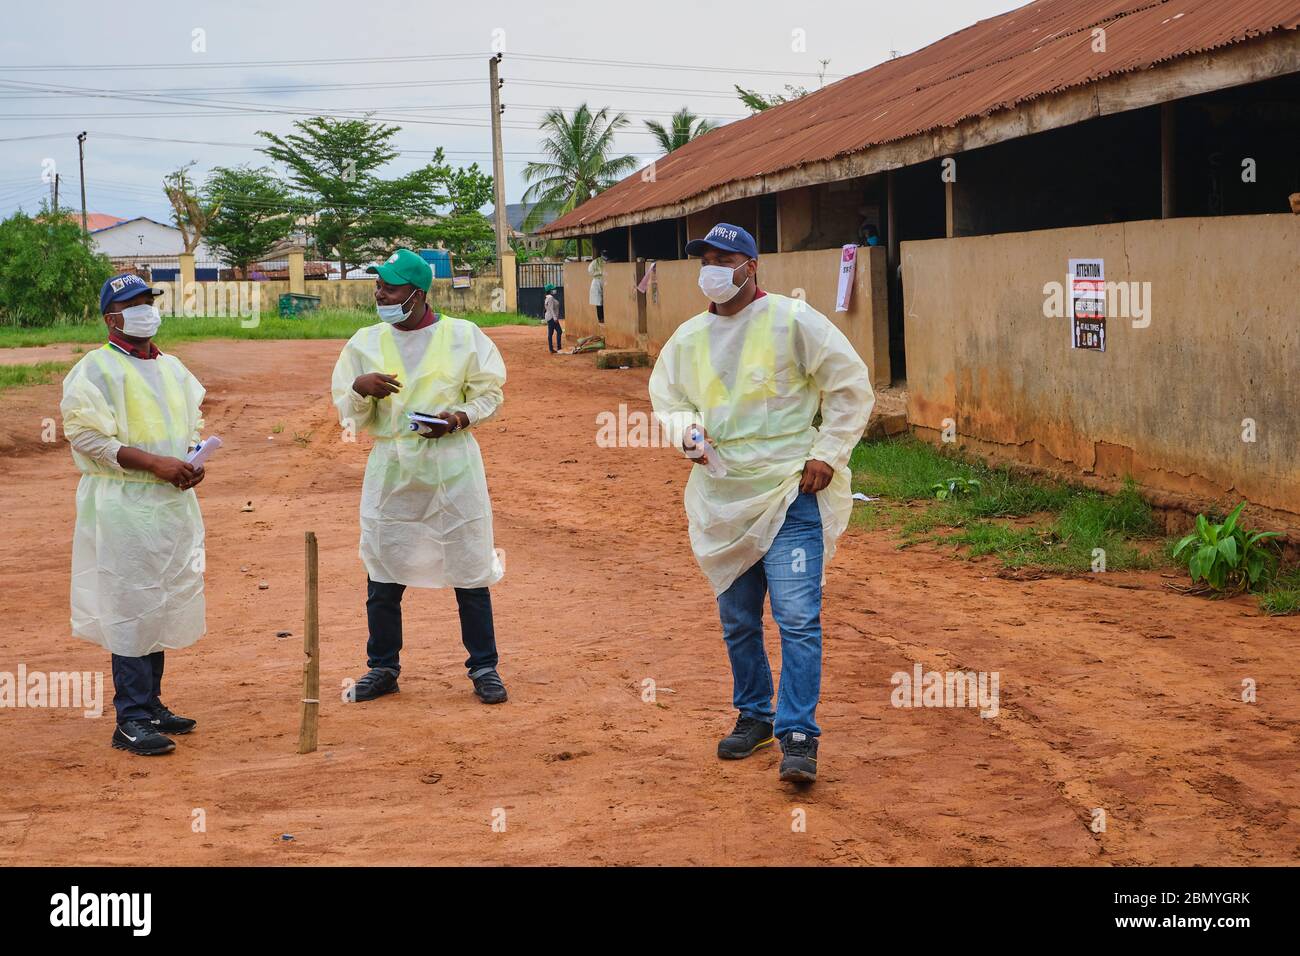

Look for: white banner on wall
[835,244,858,312]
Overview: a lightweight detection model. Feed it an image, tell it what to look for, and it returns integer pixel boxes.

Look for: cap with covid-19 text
[99,273,163,314]
[685,223,758,259]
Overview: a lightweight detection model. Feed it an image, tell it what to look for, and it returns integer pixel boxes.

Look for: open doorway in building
[887,159,947,383]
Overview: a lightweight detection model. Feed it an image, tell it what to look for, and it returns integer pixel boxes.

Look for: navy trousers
[365,578,499,677]
[111,651,163,723]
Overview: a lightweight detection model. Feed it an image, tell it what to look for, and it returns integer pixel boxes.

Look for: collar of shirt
[107,329,161,360]
[396,306,439,332]
[708,287,766,315]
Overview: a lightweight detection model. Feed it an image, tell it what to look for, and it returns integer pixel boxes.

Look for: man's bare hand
[799,459,834,494]
[353,373,402,399]
[417,410,469,440]
[683,423,711,464]
[151,456,201,489]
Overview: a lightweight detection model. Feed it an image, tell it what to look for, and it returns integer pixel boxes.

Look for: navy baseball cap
[685,223,758,259]
[100,273,163,314]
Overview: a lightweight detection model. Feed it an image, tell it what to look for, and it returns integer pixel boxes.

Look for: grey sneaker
[718,715,776,759]
[779,731,818,783]
[351,667,399,702]
[470,668,508,704]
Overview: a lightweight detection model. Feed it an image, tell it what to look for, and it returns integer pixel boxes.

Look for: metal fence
[516,261,565,319]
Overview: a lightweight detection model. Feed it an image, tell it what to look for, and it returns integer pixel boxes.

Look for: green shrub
[0,207,114,326]
[1172,503,1280,594]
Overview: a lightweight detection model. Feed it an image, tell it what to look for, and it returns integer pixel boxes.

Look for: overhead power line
[0,51,844,80]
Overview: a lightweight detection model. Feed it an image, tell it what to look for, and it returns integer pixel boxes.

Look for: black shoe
[351,667,399,702]
[112,719,176,756]
[779,731,818,783]
[147,701,196,735]
[470,668,508,704]
[717,715,775,760]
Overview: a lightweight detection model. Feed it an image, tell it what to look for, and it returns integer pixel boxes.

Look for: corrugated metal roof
[542,0,1300,235]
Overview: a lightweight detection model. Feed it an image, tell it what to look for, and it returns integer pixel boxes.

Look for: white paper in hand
[186,435,223,467]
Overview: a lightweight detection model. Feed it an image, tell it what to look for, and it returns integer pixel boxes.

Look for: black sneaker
[351,667,399,702]
[779,731,818,783]
[112,719,176,756]
[717,715,775,760]
[148,701,196,735]
[470,668,508,704]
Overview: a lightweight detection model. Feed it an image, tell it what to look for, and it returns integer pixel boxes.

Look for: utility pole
[488,54,508,267]
[53,172,60,213]
[76,131,88,232]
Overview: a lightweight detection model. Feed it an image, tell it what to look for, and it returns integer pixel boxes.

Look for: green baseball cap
[366,248,433,292]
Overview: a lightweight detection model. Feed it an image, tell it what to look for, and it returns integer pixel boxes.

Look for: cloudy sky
[0,0,1024,224]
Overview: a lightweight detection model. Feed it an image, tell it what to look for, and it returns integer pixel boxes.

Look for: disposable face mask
[698,261,750,304]
[376,289,419,324]
[117,303,162,338]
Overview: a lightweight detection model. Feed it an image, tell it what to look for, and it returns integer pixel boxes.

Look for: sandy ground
[0,325,1296,866]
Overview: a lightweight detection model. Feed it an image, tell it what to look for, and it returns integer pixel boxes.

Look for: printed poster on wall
[835,244,857,313]
[1069,257,1105,351]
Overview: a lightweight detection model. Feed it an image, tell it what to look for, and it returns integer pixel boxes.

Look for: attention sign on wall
[1069,258,1105,351]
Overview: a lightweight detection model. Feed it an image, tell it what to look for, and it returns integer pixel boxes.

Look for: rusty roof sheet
[542,0,1300,235]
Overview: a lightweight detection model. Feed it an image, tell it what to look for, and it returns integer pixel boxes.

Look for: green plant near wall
[931,476,982,500]
[1172,502,1280,594]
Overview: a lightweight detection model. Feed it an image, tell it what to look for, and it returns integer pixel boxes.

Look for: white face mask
[698,261,751,304]
[117,303,162,338]
[376,288,419,324]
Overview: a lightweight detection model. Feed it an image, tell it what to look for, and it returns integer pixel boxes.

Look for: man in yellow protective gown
[331,249,509,706]
[649,224,874,785]
[62,273,207,756]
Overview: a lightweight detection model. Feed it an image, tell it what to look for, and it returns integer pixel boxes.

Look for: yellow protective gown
[331,317,506,589]
[61,345,206,657]
[649,292,874,595]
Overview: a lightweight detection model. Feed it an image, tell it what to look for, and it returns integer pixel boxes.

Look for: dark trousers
[366,577,498,677]
[111,651,163,723]
[595,305,604,324]
[547,320,563,351]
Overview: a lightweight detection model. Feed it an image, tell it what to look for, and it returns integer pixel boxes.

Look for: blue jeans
[716,491,824,740]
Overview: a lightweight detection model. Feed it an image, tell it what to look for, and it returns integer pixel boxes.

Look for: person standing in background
[544,284,563,353]
[588,249,606,324]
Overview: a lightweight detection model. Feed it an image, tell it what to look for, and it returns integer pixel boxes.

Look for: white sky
[0,0,1024,223]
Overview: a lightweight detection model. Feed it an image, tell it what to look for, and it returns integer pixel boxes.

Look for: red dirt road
[1,326,1296,865]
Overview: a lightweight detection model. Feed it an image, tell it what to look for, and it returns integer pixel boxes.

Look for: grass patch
[1257,566,1300,616]
[851,435,1162,572]
[0,361,71,392]
[0,309,538,348]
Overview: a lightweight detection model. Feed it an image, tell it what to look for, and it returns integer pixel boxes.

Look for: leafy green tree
[258,117,498,275]
[426,162,495,273]
[201,165,297,277]
[645,108,718,153]
[258,116,441,277]
[521,104,638,251]
[0,206,113,326]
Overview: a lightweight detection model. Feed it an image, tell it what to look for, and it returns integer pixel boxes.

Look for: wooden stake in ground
[298,531,320,754]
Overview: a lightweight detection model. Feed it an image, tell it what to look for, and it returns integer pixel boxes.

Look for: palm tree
[520,103,638,245]
[644,108,718,153]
